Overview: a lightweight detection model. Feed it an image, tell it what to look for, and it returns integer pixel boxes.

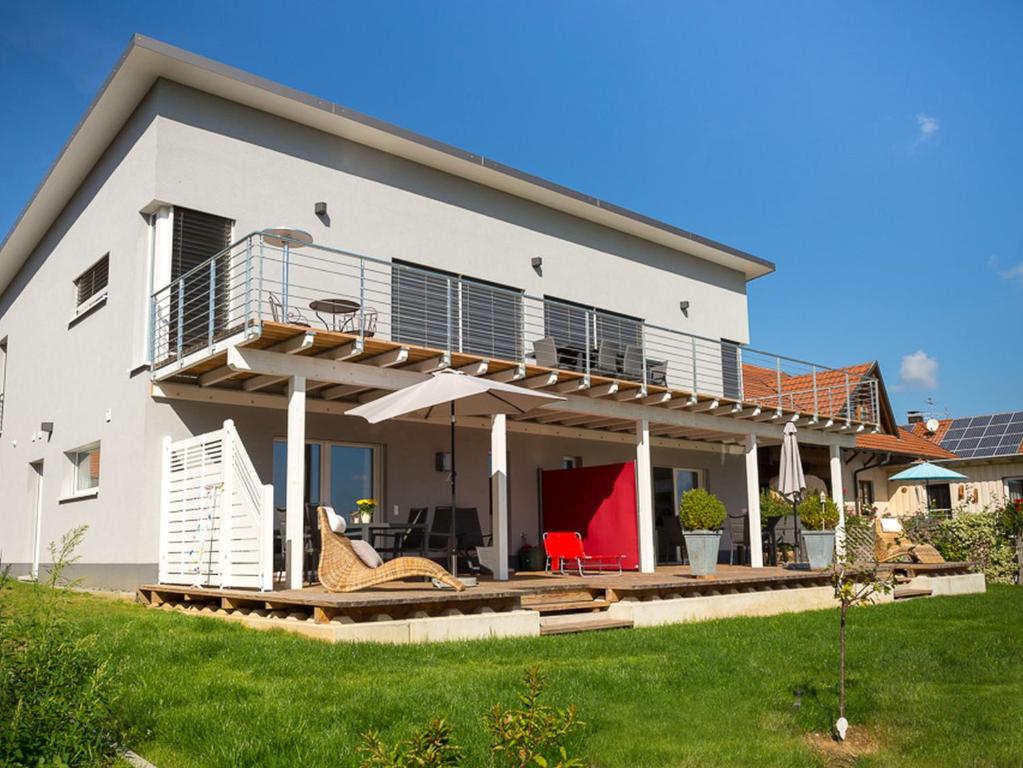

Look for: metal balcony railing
[150,231,881,427]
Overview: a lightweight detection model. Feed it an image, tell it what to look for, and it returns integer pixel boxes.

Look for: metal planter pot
[683,531,722,576]
[801,530,836,570]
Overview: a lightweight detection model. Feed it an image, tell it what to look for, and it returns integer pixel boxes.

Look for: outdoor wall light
[679,300,690,317]
[40,421,53,436]
[435,452,452,472]
[314,201,327,216]
[531,256,543,275]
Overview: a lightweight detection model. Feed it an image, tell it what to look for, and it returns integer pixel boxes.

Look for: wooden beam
[405,354,450,373]
[553,376,589,393]
[244,339,363,392]
[585,382,619,398]
[227,347,425,391]
[487,364,525,382]
[639,392,672,405]
[201,332,314,387]
[709,402,743,416]
[520,372,558,389]
[688,399,720,413]
[734,406,762,419]
[150,382,749,454]
[456,360,488,376]
[613,387,645,401]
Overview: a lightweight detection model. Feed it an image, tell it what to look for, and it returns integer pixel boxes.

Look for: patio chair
[316,506,463,592]
[596,340,621,376]
[727,512,749,565]
[532,336,559,369]
[432,506,490,572]
[542,531,626,576]
[267,292,312,327]
[873,516,944,564]
[339,307,378,338]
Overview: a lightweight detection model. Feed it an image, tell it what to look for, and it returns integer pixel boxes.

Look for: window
[857,479,875,513]
[170,207,233,351]
[272,439,381,525]
[720,339,742,400]
[391,261,524,359]
[66,442,100,495]
[1006,477,1023,503]
[543,297,642,373]
[562,456,582,469]
[927,482,952,513]
[73,255,109,314]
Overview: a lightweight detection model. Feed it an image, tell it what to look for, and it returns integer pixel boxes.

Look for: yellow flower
[356,498,377,508]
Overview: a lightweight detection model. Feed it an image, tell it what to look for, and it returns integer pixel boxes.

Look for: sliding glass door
[272,440,381,523]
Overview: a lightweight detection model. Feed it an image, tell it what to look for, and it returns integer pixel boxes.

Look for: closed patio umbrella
[777,421,807,562]
[888,461,967,516]
[346,369,564,576]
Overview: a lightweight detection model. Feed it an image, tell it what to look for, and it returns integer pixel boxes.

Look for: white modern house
[0,36,887,592]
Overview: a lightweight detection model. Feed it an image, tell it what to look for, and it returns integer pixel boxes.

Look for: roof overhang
[0,34,776,298]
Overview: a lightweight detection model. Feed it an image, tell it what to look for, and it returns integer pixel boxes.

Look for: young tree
[831,554,896,740]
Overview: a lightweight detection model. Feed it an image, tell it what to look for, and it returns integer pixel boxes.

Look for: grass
[4,583,1023,767]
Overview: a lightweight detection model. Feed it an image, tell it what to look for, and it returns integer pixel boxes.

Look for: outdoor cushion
[324,506,347,534]
[350,539,383,569]
[879,517,903,533]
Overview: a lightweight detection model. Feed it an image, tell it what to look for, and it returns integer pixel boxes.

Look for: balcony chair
[727,511,750,565]
[339,307,378,338]
[542,531,626,576]
[596,339,621,376]
[316,506,463,592]
[267,292,312,327]
[532,336,560,369]
[623,345,668,387]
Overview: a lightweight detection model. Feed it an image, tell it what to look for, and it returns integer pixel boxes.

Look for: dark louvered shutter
[75,255,109,307]
[171,207,232,351]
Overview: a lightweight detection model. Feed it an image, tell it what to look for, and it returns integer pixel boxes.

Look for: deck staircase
[522,588,633,636]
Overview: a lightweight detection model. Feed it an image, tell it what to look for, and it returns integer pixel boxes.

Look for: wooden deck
[137,562,975,626]
[150,321,880,447]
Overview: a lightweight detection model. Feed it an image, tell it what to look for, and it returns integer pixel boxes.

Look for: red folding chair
[542,531,625,576]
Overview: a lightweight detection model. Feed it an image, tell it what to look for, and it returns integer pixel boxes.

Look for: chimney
[906,411,924,424]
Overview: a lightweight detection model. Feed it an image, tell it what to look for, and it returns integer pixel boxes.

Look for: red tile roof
[856,427,959,459]
[742,362,876,422]
[907,418,952,446]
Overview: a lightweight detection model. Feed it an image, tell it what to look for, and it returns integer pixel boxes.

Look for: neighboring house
[1,36,892,590]
[880,412,1023,516]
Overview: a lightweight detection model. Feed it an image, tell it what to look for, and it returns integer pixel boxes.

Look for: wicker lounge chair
[873,516,944,564]
[316,507,464,592]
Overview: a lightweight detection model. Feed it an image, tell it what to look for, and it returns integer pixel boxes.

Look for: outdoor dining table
[309,297,360,331]
[345,521,427,559]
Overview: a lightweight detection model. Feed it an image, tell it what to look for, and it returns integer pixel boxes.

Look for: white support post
[745,433,764,568]
[490,414,509,581]
[219,420,236,588]
[635,417,655,573]
[158,436,172,583]
[286,376,307,590]
[830,443,846,558]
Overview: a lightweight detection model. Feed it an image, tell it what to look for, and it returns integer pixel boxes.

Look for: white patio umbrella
[777,421,807,562]
[346,369,564,575]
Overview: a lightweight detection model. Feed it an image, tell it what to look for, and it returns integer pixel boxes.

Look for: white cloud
[897,350,939,391]
[913,113,940,148]
[989,255,1023,288]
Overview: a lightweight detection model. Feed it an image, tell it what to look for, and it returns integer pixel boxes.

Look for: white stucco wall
[1,78,756,586]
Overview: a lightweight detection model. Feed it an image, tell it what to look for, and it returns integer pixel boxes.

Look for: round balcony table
[309,298,361,331]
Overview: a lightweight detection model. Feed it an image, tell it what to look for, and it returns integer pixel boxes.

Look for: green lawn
[5,583,1023,767]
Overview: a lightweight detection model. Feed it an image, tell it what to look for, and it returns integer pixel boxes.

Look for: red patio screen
[540,461,639,570]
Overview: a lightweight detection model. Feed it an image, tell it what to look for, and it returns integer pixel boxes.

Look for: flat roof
[0,34,776,297]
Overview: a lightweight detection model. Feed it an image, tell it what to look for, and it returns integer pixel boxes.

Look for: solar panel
[938,411,1023,458]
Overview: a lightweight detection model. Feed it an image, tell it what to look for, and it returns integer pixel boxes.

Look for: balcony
[150,231,880,431]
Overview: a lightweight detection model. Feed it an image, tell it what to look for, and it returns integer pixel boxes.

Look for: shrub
[358,719,461,767]
[759,490,791,524]
[934,512,1017,584]
[358,666,584,768]
[0,526,129,767]
[797,495,839,531]
[485,666,585,768]
[678,488,726,531]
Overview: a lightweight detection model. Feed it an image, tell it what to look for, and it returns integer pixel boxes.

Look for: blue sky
[1,1,1020,421]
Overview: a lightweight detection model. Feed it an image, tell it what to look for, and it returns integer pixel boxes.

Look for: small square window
[67,442,101,493]
[73,255,109,314]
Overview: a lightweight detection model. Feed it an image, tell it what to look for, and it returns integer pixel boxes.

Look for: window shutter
[75,255,109,306]
[170,207,233,351]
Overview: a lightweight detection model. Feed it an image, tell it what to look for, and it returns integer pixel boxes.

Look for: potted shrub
[798,494,839,569]
[678,488,727,576]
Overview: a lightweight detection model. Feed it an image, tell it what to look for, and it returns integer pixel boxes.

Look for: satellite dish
[925,418,940,433]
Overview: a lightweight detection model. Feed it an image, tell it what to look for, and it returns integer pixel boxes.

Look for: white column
[286,375,307,590]
[490,414,509,581]
[635,417,655,573]
[830,443,846,558]
[745,433,764,568]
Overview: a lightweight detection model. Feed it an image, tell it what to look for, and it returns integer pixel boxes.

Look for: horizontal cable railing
[150,231,881,427]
